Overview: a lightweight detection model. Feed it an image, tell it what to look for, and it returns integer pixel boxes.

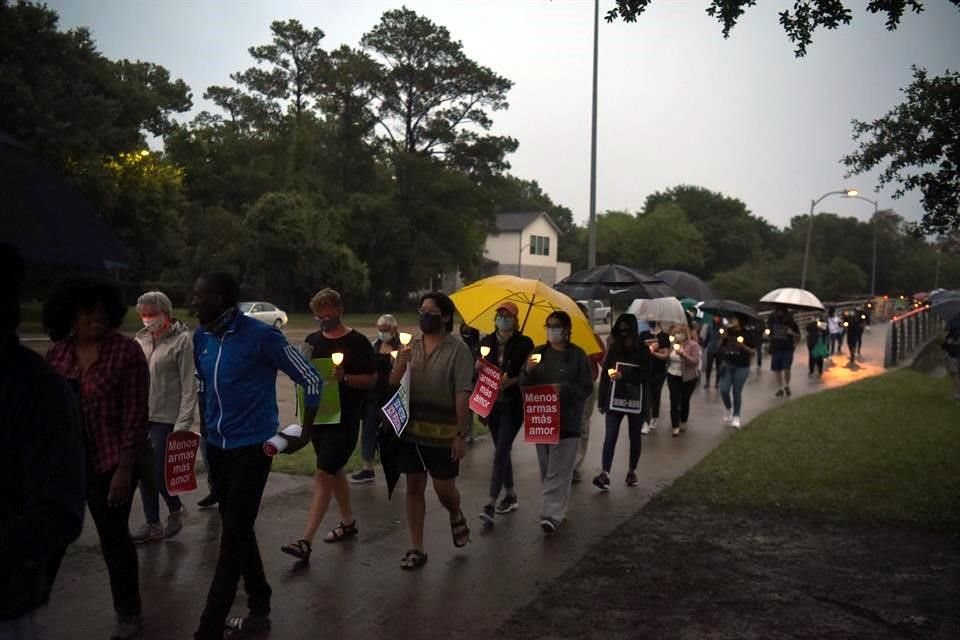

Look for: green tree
[360,7,518,179]
[633,203,706,272]
[642,185,771,276]
[842,66,960,235]
[605,1,955,57]
[818,257,867,299]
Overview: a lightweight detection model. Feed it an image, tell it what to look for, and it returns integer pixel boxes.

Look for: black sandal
[324,520,358,543]
[450,511,470,548]
[280,539,312,562]
[400,548,428,571]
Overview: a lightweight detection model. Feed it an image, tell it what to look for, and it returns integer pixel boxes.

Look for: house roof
[495,211,561,235]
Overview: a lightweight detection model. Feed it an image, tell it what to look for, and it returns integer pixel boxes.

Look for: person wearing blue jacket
[190,272,322,640]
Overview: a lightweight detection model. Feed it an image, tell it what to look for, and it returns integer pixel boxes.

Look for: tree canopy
[605,1,958,57]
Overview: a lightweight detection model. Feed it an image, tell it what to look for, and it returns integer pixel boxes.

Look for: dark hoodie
[598,313,652,410]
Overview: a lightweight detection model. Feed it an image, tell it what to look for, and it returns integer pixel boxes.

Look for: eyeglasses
[545,323,564,330]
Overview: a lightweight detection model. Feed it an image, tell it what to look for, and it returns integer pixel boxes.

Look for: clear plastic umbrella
[759,287,825,311]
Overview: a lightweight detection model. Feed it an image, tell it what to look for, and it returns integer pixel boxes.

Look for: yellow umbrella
[451,275,604,356]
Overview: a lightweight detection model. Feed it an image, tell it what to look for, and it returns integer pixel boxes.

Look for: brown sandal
[324,520,358,543]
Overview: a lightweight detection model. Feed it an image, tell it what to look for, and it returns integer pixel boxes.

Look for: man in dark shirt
[768,307,800,397]
[0,244,85,638]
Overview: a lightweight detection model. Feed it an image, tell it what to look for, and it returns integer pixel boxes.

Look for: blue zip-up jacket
[193,310,321,450]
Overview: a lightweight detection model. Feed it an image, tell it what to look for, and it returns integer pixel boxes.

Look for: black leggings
[648,372,667,419]
[666,374,697,428]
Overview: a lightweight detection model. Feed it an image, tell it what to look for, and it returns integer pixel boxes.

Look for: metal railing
[884,306,943,368]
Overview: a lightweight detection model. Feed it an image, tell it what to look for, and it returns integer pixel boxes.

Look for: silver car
[239,301,288,328]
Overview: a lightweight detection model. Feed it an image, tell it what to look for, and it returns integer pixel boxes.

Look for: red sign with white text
[164,431,201,496]
[522,384,561,444]
[468,361,503,418]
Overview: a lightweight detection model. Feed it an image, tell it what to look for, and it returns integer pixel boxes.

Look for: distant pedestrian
[701,316,723,389]
[191,272,322,640]
[844,309,865,363]
[390,293,474,570]
[1,245,86,640]
[130,291,195,544]
[44,276,149,640]
[827,307,844,356]
[768,307,800,397]
[477,302,534,526]
[806,319,828,376]
[942,322,960,401]
[521,311,593,533]
[641,321,670,434]
[718,316,757,429]
[665,323,701,437]
[594,314,650,490]
[282,289,376,564]
[351,314,401,484]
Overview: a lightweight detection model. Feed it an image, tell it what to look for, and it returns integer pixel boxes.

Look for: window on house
[529,235,550,256]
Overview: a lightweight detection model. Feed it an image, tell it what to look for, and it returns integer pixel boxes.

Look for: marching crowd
[2,242,874,640]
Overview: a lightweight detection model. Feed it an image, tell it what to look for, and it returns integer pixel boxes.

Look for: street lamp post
[800,189,858,289]
[587,0,599,269]
[842,193,879,297]
[518,238,531,278]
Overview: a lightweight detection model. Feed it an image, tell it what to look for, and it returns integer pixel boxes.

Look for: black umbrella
[655,270,715,302]
[0,130,129,269]
[699,299,760,320]
[377,424,402,499]
[556,264,675,300]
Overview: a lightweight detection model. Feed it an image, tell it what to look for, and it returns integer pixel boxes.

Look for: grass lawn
[270,416,491,476]
[660,369,960,529]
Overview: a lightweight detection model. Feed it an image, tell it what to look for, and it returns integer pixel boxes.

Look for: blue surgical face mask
[546,327,564,344]
[378,330,393,343]
[495,316,515,332]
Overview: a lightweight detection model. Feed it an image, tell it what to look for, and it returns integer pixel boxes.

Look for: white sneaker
[722,411,733,426]
[640,423,652,435]
[649,418,659,430]
[731,416,742,429]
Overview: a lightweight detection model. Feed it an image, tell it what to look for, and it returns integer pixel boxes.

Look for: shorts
[311,421,360,474]
[396,439,459,480]
[770,350,794,372]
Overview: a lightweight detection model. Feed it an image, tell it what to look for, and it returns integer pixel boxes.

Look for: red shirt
[47,331,149,473]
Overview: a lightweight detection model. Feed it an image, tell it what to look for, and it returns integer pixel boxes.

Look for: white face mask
[142,315,165,333]
[378,330,394,343]
[546,327,565,344]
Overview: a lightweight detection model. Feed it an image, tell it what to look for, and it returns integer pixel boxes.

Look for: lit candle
[736,336,744,344]
[719,328,726,335]
[529,353,542,364]
[390,350,398,359]
[673,343,681,351]
[399,332,412,346]
[607,368,617,377]
[764,328,771,336]
[480,346,491,357]
[843,321,849,327]
[669,335,676,343]
[331,352,344,366]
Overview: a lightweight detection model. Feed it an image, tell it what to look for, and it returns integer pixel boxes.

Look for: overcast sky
[49,0,960,230]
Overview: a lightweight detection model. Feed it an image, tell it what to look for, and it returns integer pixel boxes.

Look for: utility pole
[587,0,599,269]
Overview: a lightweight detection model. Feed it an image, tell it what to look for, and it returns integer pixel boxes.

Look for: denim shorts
[770,350,794,371]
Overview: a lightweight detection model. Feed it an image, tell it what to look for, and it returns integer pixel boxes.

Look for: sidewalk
[45,326,891,639]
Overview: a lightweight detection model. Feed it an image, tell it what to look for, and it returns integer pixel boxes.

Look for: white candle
[529,353,542,364]
[480,346,491,357]
[331,352,344,366]
[399,332,412,346]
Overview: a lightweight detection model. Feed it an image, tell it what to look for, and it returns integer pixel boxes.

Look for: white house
[482,211,572,286]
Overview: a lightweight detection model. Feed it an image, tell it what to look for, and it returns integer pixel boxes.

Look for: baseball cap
[496,301,519,317]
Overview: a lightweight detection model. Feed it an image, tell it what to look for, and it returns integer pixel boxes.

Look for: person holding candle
[390,292,474,570]
[665,323,702,437]
[282,289,376,563]
[476,302,534,526]
[640,321,671,434]
[351,315,401,484]
[594,314,651,490]
[717,316,756,429]
[521,311,593,533]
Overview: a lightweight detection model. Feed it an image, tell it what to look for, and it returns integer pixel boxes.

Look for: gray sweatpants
[573,387,595,472]
[536,438,579,524]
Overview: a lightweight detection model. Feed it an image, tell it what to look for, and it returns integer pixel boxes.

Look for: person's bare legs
[330,469,353,524]
[433,478,462,523]
[301,471,334,543]
[405,472,428,550]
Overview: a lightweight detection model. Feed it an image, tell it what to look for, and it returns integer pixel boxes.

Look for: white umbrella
[626,297,688,327]
[760,287,825,311]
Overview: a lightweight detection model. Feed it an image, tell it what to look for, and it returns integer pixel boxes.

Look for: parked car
[576,299,612,325]
[239,301,288,328]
